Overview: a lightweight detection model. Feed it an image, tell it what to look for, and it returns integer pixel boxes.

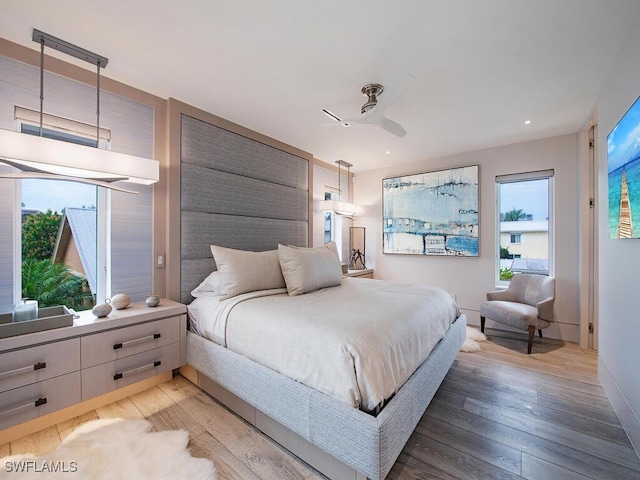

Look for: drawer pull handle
[113,361,161,381]
[0,362,47,379]
[113,333,161,350]
[0,397,47,419]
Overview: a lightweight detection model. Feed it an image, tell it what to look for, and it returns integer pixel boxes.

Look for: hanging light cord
[39,38,44,137]
[96,61,100,146]
[33,30,106,147]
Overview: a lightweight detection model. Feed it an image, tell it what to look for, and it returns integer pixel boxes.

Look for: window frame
[14,119,111,307]
[495,169,554,286]
[323,188,343,260]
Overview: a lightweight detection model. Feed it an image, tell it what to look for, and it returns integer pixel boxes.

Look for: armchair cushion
[480,301,551,331]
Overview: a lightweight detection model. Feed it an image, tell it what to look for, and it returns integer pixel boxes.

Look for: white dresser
[0,299,186,438]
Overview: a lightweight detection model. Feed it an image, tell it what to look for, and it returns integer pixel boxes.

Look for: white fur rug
[0,418,216,479]
[460,326,488,352]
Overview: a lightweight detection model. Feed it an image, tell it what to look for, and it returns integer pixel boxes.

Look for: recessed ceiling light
[524,119,532,125]
[386,151,391,154]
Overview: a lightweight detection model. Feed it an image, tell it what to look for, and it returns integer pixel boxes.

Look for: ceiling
[1,0,639,172]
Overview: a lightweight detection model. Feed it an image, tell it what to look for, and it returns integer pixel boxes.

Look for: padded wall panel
[181,212,308,260]
[180,212,307,302]
[181,115,308,190]
[181,163,307,221]
[180,114,309,303]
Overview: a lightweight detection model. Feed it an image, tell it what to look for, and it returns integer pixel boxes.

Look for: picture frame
[382,165,479,256]
[607,95,640,239]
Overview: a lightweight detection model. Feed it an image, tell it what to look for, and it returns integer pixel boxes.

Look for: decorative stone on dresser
[0,299,186,442]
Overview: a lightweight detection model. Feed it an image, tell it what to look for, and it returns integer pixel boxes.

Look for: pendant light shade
[319,160,365,217]
[318,199,365,217]
[0,129,159,185]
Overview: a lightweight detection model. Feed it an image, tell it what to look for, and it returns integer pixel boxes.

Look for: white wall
[354,134,580,341]
[596,24,640,455]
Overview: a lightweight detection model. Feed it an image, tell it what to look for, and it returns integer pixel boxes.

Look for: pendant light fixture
[0,29,159,192]
[319,160,365,217]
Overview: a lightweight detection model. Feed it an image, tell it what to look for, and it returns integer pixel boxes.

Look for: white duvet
[188,277,459,412]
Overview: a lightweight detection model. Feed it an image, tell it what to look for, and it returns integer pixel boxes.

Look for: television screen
[607,96,640,238]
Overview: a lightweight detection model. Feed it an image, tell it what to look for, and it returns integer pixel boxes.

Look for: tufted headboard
[179,114,310,303]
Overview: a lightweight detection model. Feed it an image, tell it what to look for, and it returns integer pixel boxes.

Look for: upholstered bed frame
[177,111,465,479]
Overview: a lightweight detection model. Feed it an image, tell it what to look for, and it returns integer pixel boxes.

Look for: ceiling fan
[323,73,415,138]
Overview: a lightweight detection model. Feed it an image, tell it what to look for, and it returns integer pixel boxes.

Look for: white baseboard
[461,308,580,343]
[598,358,640,458]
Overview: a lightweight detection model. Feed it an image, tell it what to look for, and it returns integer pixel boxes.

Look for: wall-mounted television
[607,96,640,238]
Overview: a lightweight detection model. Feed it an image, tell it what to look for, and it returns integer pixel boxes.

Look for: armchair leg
[538,329,543,338]
[527,325,535,354]
[480,316,486,333]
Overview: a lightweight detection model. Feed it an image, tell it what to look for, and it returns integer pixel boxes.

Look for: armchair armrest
[486,289,516,301]
[537,297,555,322]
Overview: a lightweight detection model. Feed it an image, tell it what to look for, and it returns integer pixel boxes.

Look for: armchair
[480,273,555,354]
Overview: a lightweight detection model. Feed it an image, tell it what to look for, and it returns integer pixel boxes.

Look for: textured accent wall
[180,114,309,302]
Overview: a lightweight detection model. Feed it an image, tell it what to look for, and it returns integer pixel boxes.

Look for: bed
[175,110,465,479]
[184,242,465,480]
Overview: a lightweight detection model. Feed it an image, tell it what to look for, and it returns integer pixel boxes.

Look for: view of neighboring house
[52,207,97,295]
[500,220,549,274]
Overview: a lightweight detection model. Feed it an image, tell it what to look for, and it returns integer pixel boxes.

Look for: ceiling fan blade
[354,113,407,137]
[380,117,407,137]
[371,73,415,114]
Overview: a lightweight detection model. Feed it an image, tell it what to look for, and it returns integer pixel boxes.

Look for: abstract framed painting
[382,165,479,256]
[607,95,640,239]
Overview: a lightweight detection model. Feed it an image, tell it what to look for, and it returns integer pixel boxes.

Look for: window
[19,124,103,311]
[496,170,554,284]
[324,192,334,244]
[322,190,343,260]
[3,120,153,313]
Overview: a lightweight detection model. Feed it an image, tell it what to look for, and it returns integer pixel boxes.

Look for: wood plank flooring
[2,328,639,480]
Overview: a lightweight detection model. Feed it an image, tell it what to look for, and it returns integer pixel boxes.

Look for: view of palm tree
[501,208,528,221]
[21,258,92,310]
[21,179,97,311]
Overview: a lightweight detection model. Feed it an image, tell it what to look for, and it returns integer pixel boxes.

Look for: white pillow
[210,245,285,299]
[278,241,342,296]
[191,271,221,298]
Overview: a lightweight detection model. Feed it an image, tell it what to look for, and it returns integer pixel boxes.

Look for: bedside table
[343,269,374,279]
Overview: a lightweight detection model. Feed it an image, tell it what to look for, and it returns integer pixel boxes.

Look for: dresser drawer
[81,342,180,400]
[0,338,80,393]
[81,317,180,368]
[0,371,81,430]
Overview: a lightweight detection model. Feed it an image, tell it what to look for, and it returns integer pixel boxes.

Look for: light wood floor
[2,328,639,480]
